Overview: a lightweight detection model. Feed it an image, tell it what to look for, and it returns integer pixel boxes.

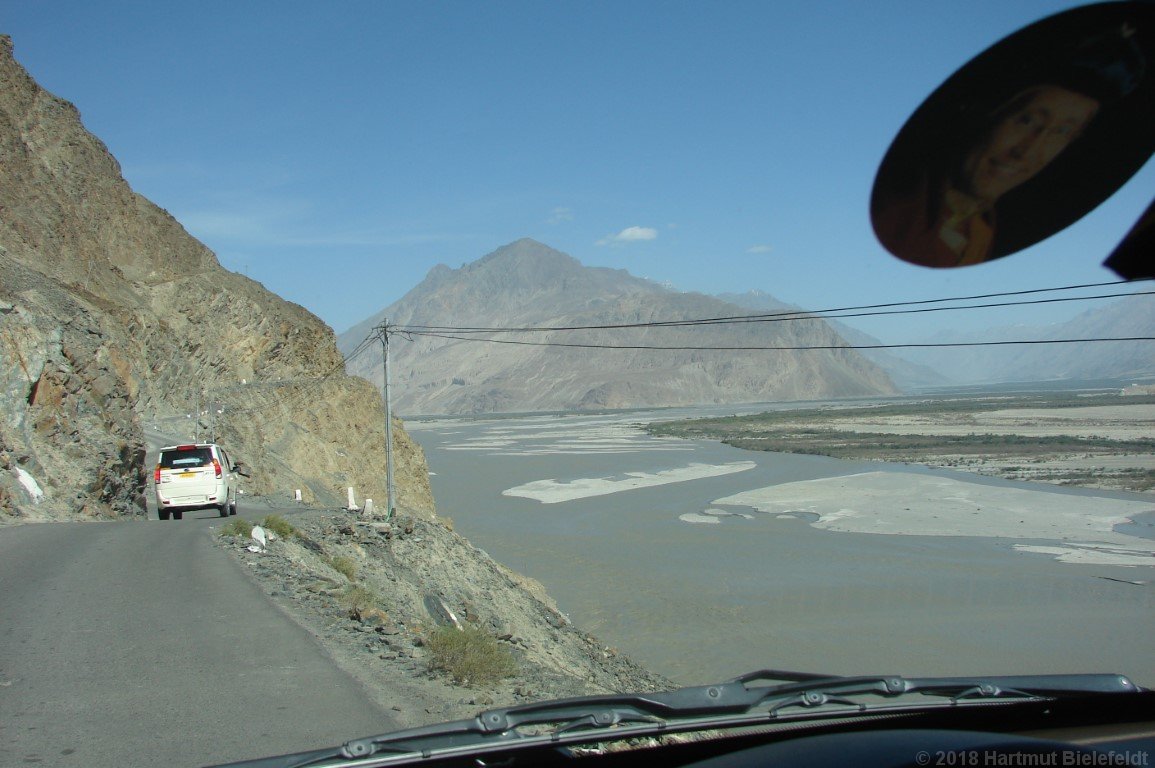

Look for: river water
[406,405,1155,687]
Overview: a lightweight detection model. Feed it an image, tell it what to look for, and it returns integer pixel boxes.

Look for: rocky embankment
[217,507,671,725]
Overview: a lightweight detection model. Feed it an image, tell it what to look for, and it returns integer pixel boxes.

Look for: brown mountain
[0,36,432,519]
[717,291,950,391]
[339,239,897,415]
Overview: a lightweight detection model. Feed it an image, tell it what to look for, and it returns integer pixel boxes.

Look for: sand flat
[503,461,757,503]
[714,471,1155,567]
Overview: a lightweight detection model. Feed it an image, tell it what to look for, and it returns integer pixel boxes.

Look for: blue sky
[6,1,1152,341]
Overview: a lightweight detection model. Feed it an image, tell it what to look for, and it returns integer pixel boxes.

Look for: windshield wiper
[211,671,1141,768]
[730,669,1139,716]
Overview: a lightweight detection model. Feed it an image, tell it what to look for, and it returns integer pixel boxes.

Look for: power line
[401,330,1155,352]
[221,329,380,417]
[393,280,1153,335]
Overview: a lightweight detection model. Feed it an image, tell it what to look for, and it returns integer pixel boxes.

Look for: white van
[154,443,240,520]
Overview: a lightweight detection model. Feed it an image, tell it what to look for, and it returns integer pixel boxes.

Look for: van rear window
[159,448,212,469]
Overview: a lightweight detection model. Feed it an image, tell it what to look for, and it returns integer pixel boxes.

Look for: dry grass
[218,518,254,538]
[425,625,517,686]
[325,554,358,581]
[338,584,382,613]
[260,514,297,539]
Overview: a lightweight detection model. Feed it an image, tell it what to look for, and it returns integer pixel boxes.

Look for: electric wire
[219,328,380,417]
[392,280,1153,335]
[401,330,1155,352]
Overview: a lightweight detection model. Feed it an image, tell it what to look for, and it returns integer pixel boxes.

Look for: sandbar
[714,471,1155,567]
[504,461,757,504]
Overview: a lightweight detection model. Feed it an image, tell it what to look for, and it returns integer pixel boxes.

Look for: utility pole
[209,403,222,443]
[378,319,396,520]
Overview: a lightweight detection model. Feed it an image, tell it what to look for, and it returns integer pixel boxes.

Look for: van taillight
[213,458,222,479]
[154,466,161,484]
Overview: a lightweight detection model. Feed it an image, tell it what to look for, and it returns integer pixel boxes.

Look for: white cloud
[746,244,773,254]
[596,226,658,246]
[617,226,658,241]
[547,206,574,224]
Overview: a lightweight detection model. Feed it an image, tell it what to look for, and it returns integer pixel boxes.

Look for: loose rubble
[215,506,671,728]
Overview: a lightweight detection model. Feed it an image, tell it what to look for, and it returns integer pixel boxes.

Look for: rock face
[340,239,898,415]
[0,36,433,520]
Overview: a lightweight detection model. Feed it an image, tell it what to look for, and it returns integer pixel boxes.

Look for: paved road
[0,506,397,767]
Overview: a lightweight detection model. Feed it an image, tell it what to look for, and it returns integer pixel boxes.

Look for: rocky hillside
[0,36,432,520]
[340,239,898,415]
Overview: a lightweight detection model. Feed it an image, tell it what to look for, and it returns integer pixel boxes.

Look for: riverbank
[646,392,1155,492]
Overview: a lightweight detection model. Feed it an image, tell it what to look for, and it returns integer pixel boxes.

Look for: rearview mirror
[871,2,1155,273]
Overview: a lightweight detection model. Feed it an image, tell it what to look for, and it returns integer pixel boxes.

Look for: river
[406,405,1155,687]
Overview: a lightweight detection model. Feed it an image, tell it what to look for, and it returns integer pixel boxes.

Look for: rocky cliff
[0,36,432,520]
[340,239,898,415]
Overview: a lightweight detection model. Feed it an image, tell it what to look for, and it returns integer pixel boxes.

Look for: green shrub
[261,514,296,539]
[325,555,358,581]
[425,625,517,686]
[218,518,254,538]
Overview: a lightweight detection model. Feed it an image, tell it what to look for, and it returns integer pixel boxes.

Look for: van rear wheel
[172,510,183,520]
[159,509,171,521]
[218,503,229,518]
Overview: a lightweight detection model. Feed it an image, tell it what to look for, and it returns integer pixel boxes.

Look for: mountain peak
[504,236,551,251]
[475,238,579,269]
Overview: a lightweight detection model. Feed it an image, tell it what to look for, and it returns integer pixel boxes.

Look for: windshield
[1,3,1152,768]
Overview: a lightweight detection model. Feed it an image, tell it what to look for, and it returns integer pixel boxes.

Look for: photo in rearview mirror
[871,1,1155,270]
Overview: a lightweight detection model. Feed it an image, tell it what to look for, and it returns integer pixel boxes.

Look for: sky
[5,0,1153,343]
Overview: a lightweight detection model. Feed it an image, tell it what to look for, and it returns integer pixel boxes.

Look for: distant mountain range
[338,239,898,415]
[900,293,1155,385]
